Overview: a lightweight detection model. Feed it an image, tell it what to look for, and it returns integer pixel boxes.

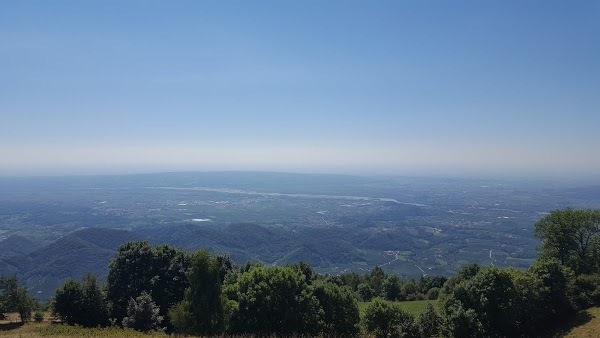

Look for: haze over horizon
[1,1,599,179]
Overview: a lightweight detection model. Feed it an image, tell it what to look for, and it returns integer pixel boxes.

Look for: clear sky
[1,0,599,178]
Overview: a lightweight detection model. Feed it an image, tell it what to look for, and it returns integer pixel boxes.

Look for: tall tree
[0,276,34,323]
[106,241,189,323]
[53,274,108,327]
[224,265,322,335]
[169,250,227,335]
[310,281,360,335]
[535,208,600,273]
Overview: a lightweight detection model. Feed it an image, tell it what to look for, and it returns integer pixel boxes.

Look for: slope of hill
[0,235,40,258]
[0,228,141,299]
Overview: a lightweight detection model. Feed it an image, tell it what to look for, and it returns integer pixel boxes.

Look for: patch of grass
[0,322,169,338]
[358,299,440,317]
[561,307,600,338]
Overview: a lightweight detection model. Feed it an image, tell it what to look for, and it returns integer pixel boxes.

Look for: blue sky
[1,0,599,177]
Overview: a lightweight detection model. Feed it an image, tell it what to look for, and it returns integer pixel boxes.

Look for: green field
[358,299,440,317]
[559,307,600,338]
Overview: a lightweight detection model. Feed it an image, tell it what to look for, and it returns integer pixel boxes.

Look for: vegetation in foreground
[1,208,599,337]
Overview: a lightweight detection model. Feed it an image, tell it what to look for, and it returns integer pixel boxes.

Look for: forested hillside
[2,208,599,337]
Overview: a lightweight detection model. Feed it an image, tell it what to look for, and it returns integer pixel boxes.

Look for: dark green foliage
[440,267,518,337]
[293,260,314,283]
[441,301,483,338]
[569,273,600,309]
[224,265,322,335]
[311,281,360,335]
[426,287,439,300]
[530,258,574,317]
[358,283,375,301]
[107,241,157,321]
[418,302,441,338]
[106,241,189,323]
[0,276,34,323]
[535,208,600,274]
[418,276,447,295]
[363,298,418,338]
[169,250,227,335]
[507,268,548,334]
[369,265,385,296]
[122,291,164,332]
[53,279,83,325]
[383,274,402,301]
[216,254,234,283]
[53,274,108,327]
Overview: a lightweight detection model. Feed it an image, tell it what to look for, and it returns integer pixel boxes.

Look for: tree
[530,258,574,317]
[418,302,441,338]
[535,209,600,274]
[0,277,34,323]
[363,298,417,338]
[369,265,385,296]
[358,283,375,301]
[310,281,360,335]
[382,275,402,301]
[107,241,157,321]
[224,265,322,335]
[440,267,518,337]
[122,291,164,332]
[107,241,189,323]
[507,268,547,334]
[53,279,84,325]
[169,250,227,335]
[53,275,108,327]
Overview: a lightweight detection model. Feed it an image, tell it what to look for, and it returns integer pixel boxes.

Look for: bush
[311,281,360,335]
[122,292,164,332]
[363,298,417,338]
[418,302,441,337]
[34,311,44,323]
[426,287,440,300]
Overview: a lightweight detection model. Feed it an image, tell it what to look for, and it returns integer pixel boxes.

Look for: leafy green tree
[507,268,547,334]
[369,265,385,296]
[107,241,157,321]
[401,280,418,300]
[426,287,440,300]
[441,301,483,338]
[358,283,375,301]
[107,241,189,323]
[440,267,518,337]
[535,209,600,274]
[53,275,108,327]
[363,298,417,338]
[53,279,84,325]
[382,274,402,301]
[418,302,441,338]
[310,281,360,335]
[225,265,322,335]
[148,244,189,324]
[530,258,574,317]
[169,250,227,335]
[122,291,164,332]
[0,276,34,323]
[293,260,314,283]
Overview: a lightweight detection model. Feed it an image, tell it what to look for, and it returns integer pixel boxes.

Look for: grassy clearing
[560,307,600,338]
[0,322,170,338]
[358,299,440,317]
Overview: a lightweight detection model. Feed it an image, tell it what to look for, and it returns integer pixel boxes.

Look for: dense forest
[1,208,600,337]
